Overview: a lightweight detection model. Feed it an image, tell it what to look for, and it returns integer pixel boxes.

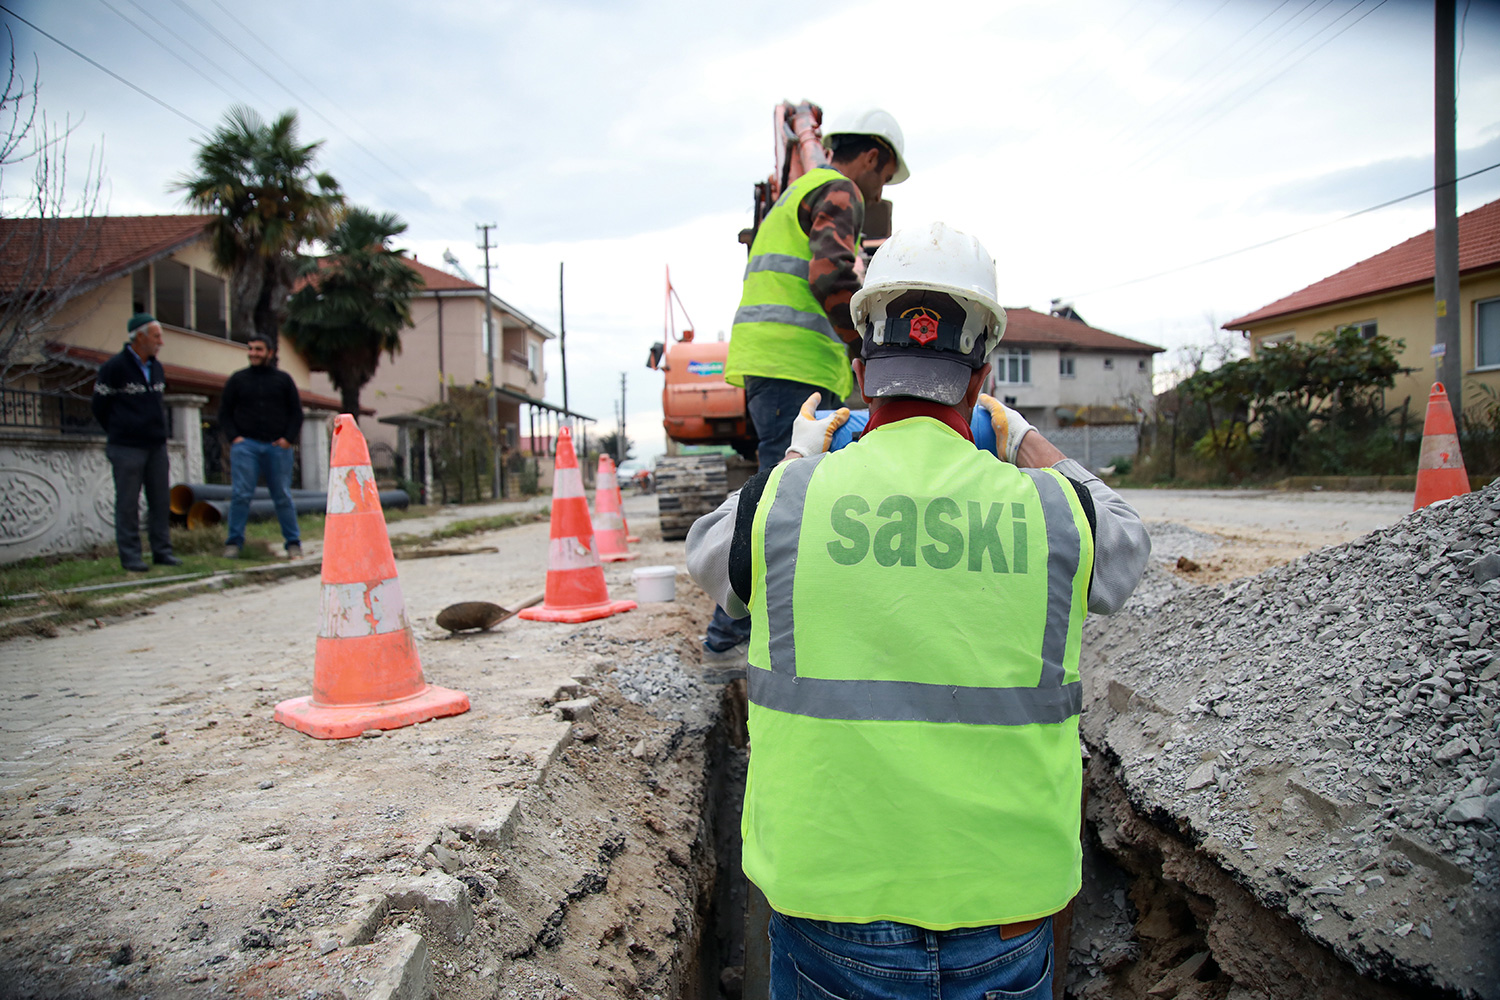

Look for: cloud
[1248,133,1500,217]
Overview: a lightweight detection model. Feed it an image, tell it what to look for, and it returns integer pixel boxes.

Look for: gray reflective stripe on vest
[764,453,826,676]
[746,253,812,279]
[743,253,811,280]
[1021,468,1082,690]
[753,458,1084,726]
[733,303,839,343]
[751,670,1082,725]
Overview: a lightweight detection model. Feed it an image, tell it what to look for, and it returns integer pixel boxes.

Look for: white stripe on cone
[1419,433,1464,469]
[595,512,624,531]
[553,471,586,499]
[320,578,410,638]
[548,536,601,571]
[327,465,378,514]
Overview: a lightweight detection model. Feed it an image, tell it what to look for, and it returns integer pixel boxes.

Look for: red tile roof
[1000,307,1163,353]
[1226,197,1500,329]
[407,257,484,292]
[0,215,213,293]
[53,343,352,412]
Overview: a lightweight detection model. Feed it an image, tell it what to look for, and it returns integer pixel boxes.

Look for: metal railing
[0,387,101,434]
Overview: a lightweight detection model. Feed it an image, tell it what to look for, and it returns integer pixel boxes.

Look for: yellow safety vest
[745,416,1094,928]
[726,167,856,400]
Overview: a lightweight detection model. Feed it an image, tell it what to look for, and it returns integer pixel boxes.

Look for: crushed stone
[1084,482,1500,995]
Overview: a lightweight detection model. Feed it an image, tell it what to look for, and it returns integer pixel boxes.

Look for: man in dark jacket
[218,334,304,559]
[91,313,179,571]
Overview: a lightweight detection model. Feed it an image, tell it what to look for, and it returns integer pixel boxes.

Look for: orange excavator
[647,100,894,540]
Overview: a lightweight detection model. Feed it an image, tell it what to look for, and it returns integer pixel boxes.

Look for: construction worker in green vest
[687,222,1151,999]
[706,107,909,662]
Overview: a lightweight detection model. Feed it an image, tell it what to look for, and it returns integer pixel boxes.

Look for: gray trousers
[106,442,172,565]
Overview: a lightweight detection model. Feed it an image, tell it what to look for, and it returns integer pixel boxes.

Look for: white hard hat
[821,106,909,184]
[851,223,1006,405]
[853,222,1006,355]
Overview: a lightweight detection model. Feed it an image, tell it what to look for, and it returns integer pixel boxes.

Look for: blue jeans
[705,377,843,652]
[227,438,299,547]
[769,912,1053,1000]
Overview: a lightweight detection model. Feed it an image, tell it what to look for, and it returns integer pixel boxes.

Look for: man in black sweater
[218,334,305,559]
[91,313,180,571]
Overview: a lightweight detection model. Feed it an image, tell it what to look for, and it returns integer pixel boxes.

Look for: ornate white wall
[0,433,187,565]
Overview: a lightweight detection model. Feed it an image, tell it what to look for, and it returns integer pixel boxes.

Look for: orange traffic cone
[274,415,470,739]
[520,427,637,623]
[1413,383,1471,511]
[594,456,638,562]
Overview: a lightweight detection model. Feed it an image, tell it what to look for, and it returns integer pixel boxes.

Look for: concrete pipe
[185,490,409,530]
[170,483,327,516]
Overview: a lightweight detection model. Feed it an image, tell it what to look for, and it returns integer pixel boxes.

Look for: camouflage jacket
[797,175,865,353]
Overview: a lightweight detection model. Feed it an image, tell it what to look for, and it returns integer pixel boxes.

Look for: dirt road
[0,487,1415,999]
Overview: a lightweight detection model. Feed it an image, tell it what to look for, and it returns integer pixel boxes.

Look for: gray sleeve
[1052,458,1151,615]
[685,490,748,618]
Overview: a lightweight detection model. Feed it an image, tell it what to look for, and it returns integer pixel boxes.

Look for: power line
[165,0,420,192]
[96,0,241,106]
[0,3,206,129]
[203,0,421,176]
[1062,159,1500,300]
[1101,0,1299,152]
[1128,0,1390,172]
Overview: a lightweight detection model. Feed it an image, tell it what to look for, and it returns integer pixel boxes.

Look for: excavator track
[654,454,730,542]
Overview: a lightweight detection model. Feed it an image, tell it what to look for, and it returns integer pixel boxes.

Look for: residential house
[982,306,1162,469]
[307,258,585,490]
[1225,197,1500,417]
[0,214,345,562]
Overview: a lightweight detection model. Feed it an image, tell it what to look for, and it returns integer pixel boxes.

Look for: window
[528,342,541,380]
[1138,358,1147,371]
[1479,298,1500,369]
[154,260,190,328]
[1259,331,1295,351]
[131,268,150,314]
[1103,357,1114,370]
[1348,320,1377,340]
[1059,356,1075,378]
[194,271,227,338]
[994,348,1030,384]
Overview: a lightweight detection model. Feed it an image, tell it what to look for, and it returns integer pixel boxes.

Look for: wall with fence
[1,429,188,564]
[1046,424,1139,471]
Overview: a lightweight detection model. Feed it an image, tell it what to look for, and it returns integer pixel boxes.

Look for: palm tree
[176,106,342,347]
[282,207,422,415]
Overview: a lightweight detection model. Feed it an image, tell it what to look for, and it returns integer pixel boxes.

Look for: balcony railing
[0,387,101,434]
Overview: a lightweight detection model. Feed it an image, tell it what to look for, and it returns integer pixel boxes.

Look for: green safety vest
[726,167,855,401]
[745,416,1095,929]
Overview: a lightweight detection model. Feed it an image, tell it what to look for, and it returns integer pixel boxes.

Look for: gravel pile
[1084,483,1500,985]
[608,650,704,721]
[1099,484,1500,875]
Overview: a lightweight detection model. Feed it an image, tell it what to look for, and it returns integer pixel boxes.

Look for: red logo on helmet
[908,312,939,345]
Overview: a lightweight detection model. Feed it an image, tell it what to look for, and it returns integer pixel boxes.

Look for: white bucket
[632,565,677,602]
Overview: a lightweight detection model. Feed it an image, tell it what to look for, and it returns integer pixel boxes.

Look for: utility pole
[477,223,502,497]
[619,372,627,464]
[559,263,570,419]
[1434,0,1462,428]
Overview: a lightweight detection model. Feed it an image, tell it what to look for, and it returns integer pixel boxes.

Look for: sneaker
[153,554,182,567]
[286,542,303,560]
[222,544,241,559]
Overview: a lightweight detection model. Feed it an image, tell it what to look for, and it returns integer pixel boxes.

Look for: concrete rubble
[1076,483,1500,999]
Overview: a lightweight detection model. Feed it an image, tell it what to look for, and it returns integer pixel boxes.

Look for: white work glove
[976,394,1034,465]
[785,392,850,459]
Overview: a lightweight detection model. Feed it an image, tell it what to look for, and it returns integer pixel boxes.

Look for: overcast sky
[5,0,1499,460]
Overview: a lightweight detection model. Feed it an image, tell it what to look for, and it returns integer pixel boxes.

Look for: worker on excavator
[686,223,1151,998]
[704,106,909,662]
